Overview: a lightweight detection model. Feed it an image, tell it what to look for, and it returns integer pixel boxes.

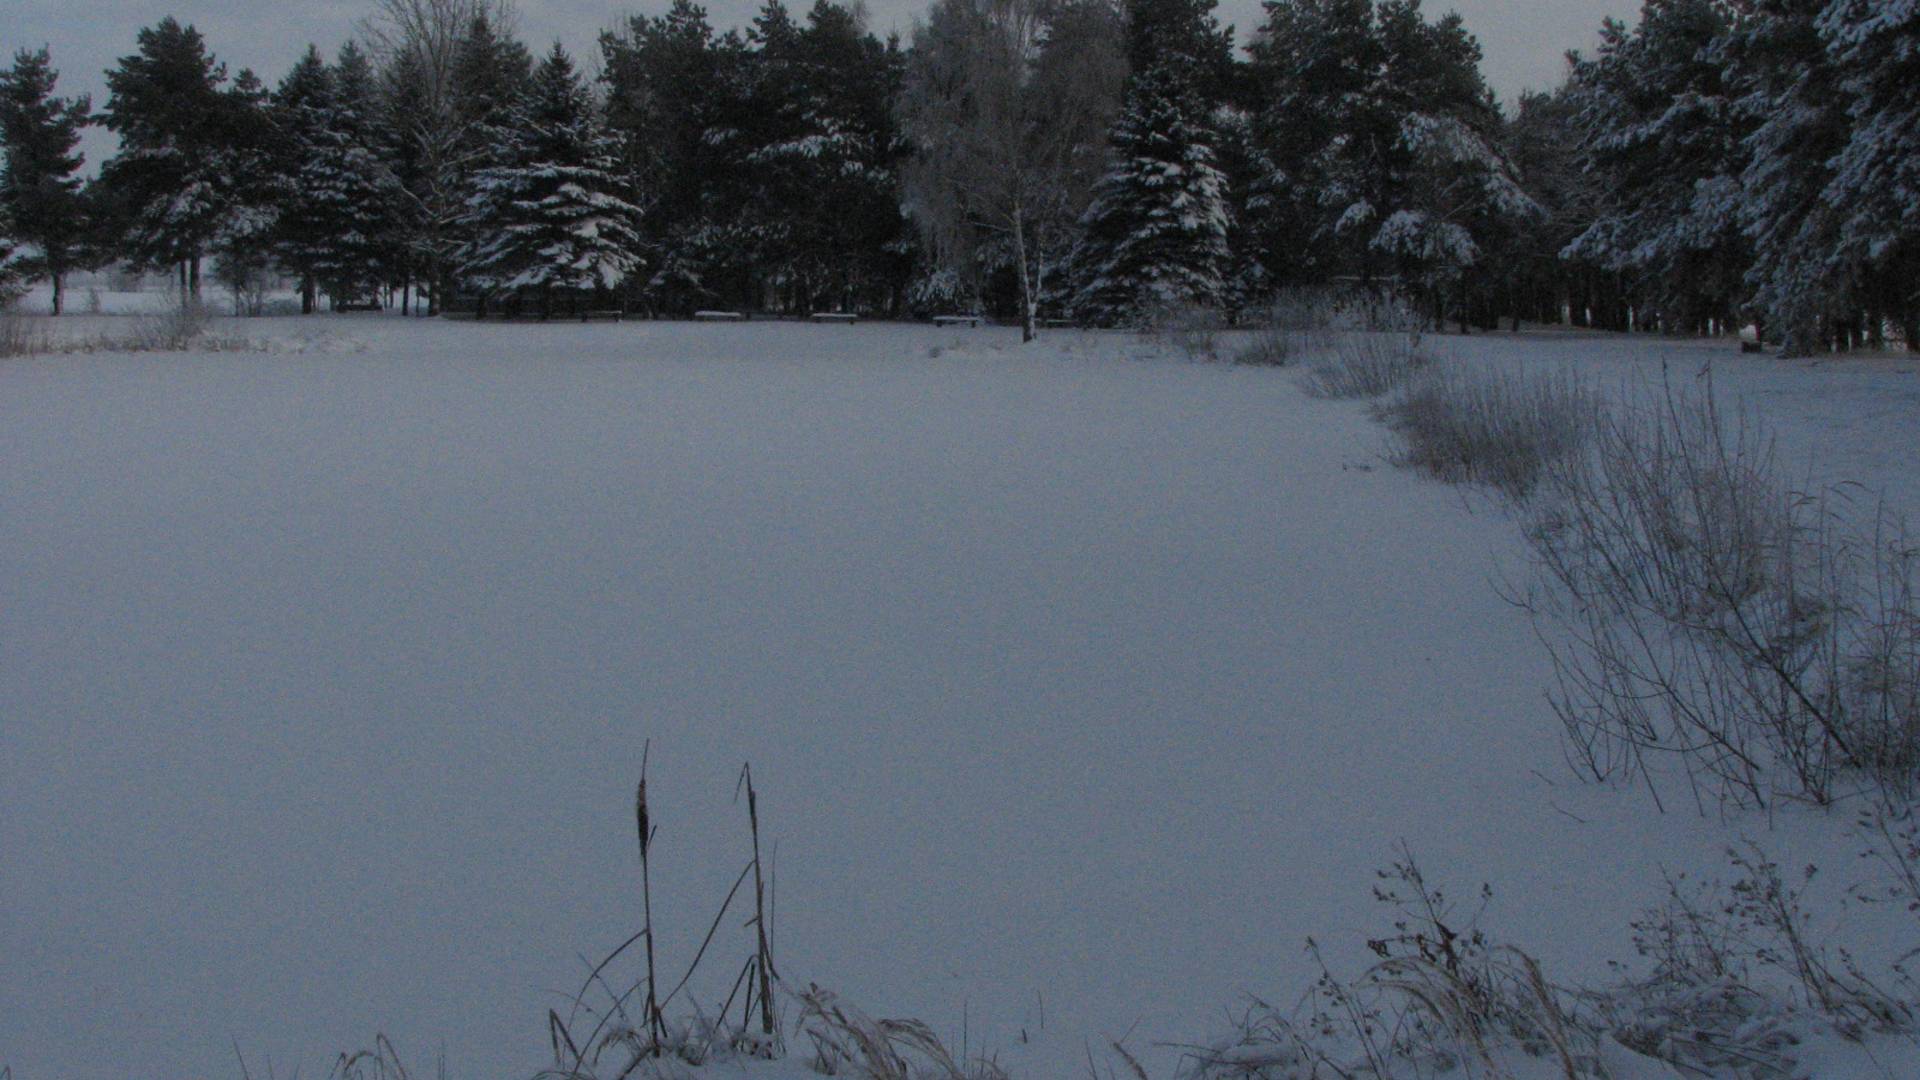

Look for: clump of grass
[1235,288,1337,367]
[798,987,1008,1080]
[1140,299,1226,362]
[0,304,49,357]
[1298,333,1433,398]
[1381,365,1599,501]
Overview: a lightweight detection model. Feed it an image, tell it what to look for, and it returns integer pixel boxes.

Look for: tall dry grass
[1381,365,1600,501]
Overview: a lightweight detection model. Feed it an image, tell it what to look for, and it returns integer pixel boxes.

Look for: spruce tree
[458,45,645,314]
[1070,64,1231,324]
[0,47,93,314]
[1068,0,1233,326]
[208,67,283,315]
[317,44,397,307]
[271,46,336,312]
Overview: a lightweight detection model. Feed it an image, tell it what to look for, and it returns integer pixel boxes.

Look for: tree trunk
[302,275,317,315]
[189,257,202,303]
[1012,212,1035,344]
[179,261,190,305]
[51,273,64,316]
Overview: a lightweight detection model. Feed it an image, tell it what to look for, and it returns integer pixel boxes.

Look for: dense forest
[0,0,1915,354]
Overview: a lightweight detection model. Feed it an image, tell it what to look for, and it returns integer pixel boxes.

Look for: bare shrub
[1178,850,1600,1080]
[1382,365,1600,501]
[1599,845,1914,1075]
[1297,333,1433,399]
[1522,375,1920,810]
[1235,288,1337,367]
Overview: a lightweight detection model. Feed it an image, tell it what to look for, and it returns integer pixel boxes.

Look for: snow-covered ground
[2,316,1916,1080]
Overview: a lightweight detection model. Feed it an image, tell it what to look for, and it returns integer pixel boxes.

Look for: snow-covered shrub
[1234,289,1336,367]
[1523,376,1920,810]
[1381,365,1598,501]
[907,267,974,319]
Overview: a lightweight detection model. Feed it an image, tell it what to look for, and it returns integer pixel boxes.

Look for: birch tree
[899,0,1124,341]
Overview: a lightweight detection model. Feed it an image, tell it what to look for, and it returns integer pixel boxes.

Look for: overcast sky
[11,0,1640,171]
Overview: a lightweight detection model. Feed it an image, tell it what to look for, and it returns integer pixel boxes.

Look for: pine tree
[1070,64,1231,324]
[1243,0,1530,324]
[601,0,755,311]
[1725,0,1854,354]
[743,0,910,314]
[1818,0,1920,352]
[97,18,259,301]
[1495,88,1602,329]
[458,45,645,314]
[378,46,436,313]
[0,47,93,314]
[1561,0,1750,333]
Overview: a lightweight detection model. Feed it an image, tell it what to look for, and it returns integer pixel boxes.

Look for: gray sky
[10,0,1638,171]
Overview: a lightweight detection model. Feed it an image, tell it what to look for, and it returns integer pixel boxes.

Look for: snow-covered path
[0,319,1891,1080]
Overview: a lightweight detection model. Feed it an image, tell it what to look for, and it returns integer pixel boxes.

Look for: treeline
[0,0,1914,352]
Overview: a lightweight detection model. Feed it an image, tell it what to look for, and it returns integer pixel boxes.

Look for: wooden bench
[1038,318,1077,329]
[809,312,858,324]
[694,310,745,322]
[580,310,624,322]
[932,314,982,327]
[335,301,383,313]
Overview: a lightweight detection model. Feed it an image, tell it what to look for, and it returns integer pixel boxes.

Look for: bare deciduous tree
[899,0,1123,341]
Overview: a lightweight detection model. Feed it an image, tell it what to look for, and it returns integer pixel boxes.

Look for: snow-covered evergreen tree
[1245,0,1531,323]
[98,18,260,301]
[271,47,336,312]
[1562,0,1749,332]
[1818,0,1920,352]
[1725,0,1853,354]
[311,44,397,307]
[458,44,644,312]
[1070,64,1231,324]
[0,200,26,304]
[601,0,756,311]
[0,47,93,314]
[745,0,911,313]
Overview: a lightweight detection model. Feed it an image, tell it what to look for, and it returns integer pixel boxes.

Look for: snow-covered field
[3,316,1917,1080]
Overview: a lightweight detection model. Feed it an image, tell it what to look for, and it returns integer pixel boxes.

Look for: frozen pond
[4,318,1906,1079]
